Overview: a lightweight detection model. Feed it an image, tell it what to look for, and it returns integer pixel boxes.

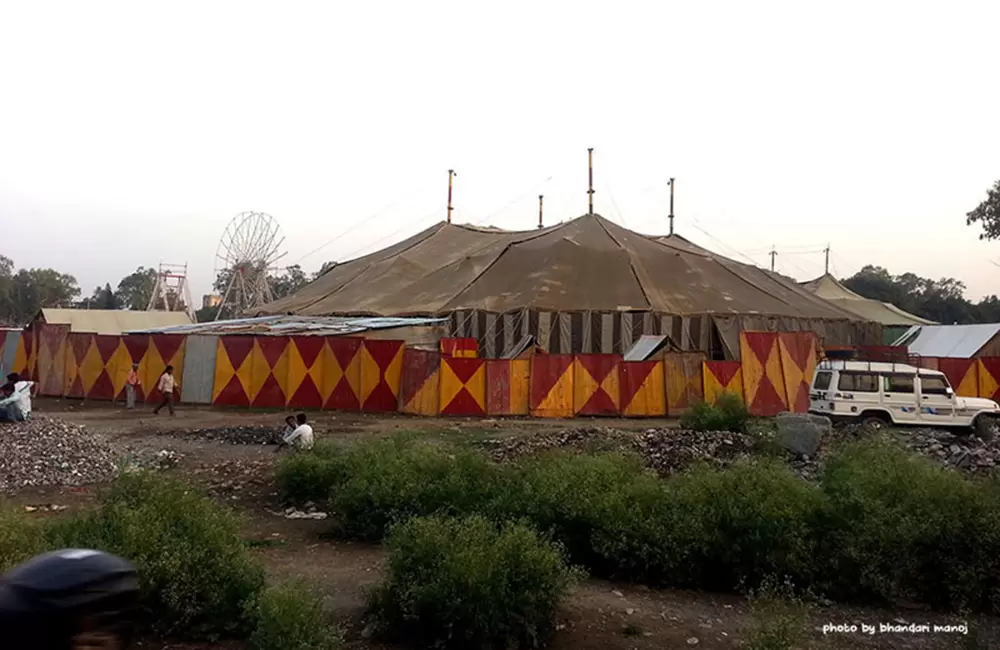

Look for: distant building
[29,308,193,336]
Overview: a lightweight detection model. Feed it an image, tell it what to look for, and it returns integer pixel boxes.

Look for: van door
[881,373,920,424]
[917,374,956,426]
[835,371,881,418]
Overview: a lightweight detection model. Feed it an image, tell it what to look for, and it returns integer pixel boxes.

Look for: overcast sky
[2,1,998,302]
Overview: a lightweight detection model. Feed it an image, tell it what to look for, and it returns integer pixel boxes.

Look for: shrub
[248,582,341,650]
[330,437,510,541]
[276,442,349,504]
[0,506,45,572]
[680,392,750,432]
[821,440,1000,612]
[368,515,576,650]
[47,472,266,639]
[744,577,811,650]
[659,459,825,591]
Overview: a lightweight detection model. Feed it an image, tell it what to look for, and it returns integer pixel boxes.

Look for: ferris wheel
[214,211,286,320]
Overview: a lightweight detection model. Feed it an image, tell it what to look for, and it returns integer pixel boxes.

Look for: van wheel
[860,413,889,430]
[974,415,998,442]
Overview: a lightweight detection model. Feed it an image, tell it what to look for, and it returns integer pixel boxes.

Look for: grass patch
[248,582,341,650]
[367,515,577,650]
[744,577,811,650]
[679,392,750,433]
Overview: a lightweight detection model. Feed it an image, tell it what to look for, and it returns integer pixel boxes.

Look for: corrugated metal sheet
[894,324,1000,358]
[179,335,218,404]
[39,309,193,335]
[126,315,446,336]
[624,335,669,361]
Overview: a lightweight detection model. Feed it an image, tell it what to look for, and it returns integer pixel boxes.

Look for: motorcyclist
[0,549,139,649]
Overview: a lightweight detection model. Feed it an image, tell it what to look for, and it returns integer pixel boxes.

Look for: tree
[313,260,337,279]
[0,255,14,326]
[967,179,1000,240]
[89,283,121,310]
[8,268,80,324]
[843,266,993,325]
[211,264,310,320]
[116,267,157,310]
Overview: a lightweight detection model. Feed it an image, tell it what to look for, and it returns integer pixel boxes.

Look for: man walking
[152,365,176,416]
[125,363,141,409]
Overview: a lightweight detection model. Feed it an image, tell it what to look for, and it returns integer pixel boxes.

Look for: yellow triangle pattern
[212,339,236,401]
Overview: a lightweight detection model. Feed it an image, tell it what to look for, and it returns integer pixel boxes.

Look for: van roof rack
[818,345,915,374]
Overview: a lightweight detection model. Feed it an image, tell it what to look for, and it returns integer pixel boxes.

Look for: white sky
[2,1,998,301]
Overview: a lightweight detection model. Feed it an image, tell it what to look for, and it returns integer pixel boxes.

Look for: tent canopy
[262,214,863,321]
[801,274,936,327]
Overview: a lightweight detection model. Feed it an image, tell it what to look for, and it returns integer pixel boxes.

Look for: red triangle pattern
[152,335,184,365]
[580,388,617,415]
[361,381,397,412]
[289,375,324,409]
[95,336,121,364]
[442,387,485,415]
[446,358,483,384]
[292,337,325,369]
[577,355,619,383]
[123,335,149,364]
[71,335,91,364]
[744,332,777,365]
[251,373,285,408]
[330,338,363,370]
[257,337,288,369]
[360,340,399,370]
[619,361,656,406]
[791,382,810,413]
[89,370,115,401]
[708,361,741,388]
[222,337,254,371]
[215,375,249,407]
[750,376,786,416]
[326,377,361,410]
[67,376,84,399]
[779,333,813,371]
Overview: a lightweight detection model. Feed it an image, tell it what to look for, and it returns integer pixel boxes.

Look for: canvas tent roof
[894,323,1000,358]
[262,214,863,322]
[36,309,193,335]
[800,274,936,327]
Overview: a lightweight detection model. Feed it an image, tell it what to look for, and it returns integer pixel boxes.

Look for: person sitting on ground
[0,373,33,422]
[276,413,314,452]
[278,414,296,443]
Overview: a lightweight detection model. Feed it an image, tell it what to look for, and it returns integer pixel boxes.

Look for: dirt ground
[12,398,1000,649]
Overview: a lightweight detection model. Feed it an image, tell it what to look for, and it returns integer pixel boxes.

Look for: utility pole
[668,177,675,235]
[538,195,544,229]
[447,169,456,224]
[587,148,595,214]
[769,247,777,272]
[824,244,831,275]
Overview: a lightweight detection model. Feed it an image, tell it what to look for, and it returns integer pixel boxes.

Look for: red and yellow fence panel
[323,338,363,410]
[979,358,1000,401]
[121,335,151,401]
[619,360,666,416]
[248,336,290,408]
[440,337,478,358]
[485,359,530,416]
[36,324,69,397]
[439,357,487,416]
[213,336,255,407]
[740,332,788,416]
[11,331,30,377]
[64,333,93,399]
[359,340,404,412]
[64,334,132,401]
[777,332,817,413]
[703,361,744,404]
[572,354,621,415]
[286,337,328,409]
[938,358,979,397]
[400,348,441,416]
[664,352,705,415]
[145,335,186,402]
[530,355,574,418]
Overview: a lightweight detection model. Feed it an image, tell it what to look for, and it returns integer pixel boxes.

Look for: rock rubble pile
[0,415,118,493]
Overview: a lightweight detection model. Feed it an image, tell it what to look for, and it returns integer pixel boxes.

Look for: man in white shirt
[0,373,32,422]
[152,365,176,416]
[277,413,314,451]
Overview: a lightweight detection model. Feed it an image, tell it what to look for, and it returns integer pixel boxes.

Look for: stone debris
[478,426,756,477]
[279,506,329,520]
[0,415,117,493]
[23,504,68,513]
[175,425,280,445]
[121,448,184,471]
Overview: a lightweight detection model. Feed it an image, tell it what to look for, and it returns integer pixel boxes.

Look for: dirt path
[17,404,1000,649]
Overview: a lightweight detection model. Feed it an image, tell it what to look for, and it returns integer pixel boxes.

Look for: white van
[808,359,1000,436]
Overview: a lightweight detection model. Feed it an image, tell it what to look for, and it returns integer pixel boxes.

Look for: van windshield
[920,375,951,395]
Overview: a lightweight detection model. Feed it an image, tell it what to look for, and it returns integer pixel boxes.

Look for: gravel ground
[0,415,118,493]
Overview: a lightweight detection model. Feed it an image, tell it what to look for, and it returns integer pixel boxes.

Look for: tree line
[0,254,325,327]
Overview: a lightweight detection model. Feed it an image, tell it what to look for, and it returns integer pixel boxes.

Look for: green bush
[47,472,266,639]
[680,392,750,432]
[330,437,510,541]
[276,442,349,504]
[0,506,45,572]
[744,577,811,650]
[367,515,576,650]
[248,582,341,650]
[660,459,825,591]
[821,440,1000,612]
